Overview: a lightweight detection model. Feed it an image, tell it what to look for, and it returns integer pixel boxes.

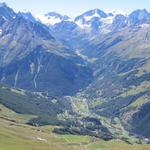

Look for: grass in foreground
[0,104,150,150]
[0,118,150,150]
[0,118,84,150]
[88,140,150,150]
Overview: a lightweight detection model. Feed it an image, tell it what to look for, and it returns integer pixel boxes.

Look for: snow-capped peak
[75,9,107,22]
[74,9,115,31]
[35,12,70,26]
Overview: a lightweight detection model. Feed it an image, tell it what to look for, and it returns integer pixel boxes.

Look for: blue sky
[0,0,150,17]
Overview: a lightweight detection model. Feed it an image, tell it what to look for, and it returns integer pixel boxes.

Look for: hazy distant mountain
[36,12,70,26]
[129,9,150,26]
[74,9,114,34]
[18,11,37,23]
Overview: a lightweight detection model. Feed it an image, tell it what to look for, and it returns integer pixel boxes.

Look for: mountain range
[0,2,150,144]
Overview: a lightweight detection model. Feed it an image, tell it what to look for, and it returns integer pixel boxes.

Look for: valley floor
[0,118,150,150]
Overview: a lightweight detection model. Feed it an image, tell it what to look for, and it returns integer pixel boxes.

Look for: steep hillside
[0,5,92,96]
[0,84,72,125]
[78,22,150,138]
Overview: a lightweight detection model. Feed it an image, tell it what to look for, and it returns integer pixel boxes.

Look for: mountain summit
[36,12,70,26]
[0,2,15,20]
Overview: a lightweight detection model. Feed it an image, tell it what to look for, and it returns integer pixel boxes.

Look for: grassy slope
[88,140,150,150]
[0,84,71,125]
[0,104,150,150]
[0,118,75,150]
[0,118,150,150]
[0,104,37,124]
[0,85,149,150]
